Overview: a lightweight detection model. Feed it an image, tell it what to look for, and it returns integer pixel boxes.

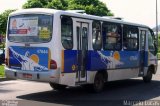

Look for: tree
[67,0,113,16]
[23,0,44,8]
[23,0,113,16]
[47,0,68,10]
[0,9,15,34]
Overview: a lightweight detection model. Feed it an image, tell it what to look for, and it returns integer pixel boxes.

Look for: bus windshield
[8,14,53,43]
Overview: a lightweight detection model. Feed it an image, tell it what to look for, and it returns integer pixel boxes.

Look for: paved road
[0,62,160,106]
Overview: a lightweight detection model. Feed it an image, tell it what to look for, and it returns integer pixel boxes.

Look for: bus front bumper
[5,67,60,83]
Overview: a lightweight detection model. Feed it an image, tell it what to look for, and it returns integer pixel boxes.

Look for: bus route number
[37,49,48,54]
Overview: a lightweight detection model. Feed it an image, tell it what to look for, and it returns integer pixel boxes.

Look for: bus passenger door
[139,29,147,76]
[76,22,88,82]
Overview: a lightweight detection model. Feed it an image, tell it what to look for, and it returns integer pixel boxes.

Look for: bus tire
[49,83,66,90]
[93,72,105,93]
[143,68,153,83]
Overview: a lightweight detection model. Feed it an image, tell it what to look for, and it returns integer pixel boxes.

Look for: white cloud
[100,0,160,28]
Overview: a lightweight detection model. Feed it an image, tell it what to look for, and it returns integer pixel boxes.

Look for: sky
[101,0,160,28]
[0,0,26,13]
[0,0,159,28]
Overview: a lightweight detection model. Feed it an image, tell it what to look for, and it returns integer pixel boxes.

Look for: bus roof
[10,8,149,28]
[9,8,60,16]
[59,10,149,28]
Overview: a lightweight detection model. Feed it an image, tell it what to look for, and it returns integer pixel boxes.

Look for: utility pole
[156,0,158,47]
[156,0,158,37]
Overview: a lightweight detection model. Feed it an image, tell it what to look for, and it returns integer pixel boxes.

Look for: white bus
[5,8,158,92]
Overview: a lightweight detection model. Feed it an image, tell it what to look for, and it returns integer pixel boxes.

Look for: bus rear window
[8,14,53,43]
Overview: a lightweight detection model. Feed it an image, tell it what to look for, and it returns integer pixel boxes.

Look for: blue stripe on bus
[63,50,144,73]
[63,50,77,73]
[144,51,148,67]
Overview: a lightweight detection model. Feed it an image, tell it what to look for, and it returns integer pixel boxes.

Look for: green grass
[0,65,5,77]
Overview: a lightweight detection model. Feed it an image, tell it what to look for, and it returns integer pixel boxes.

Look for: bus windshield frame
[8,14,53,43]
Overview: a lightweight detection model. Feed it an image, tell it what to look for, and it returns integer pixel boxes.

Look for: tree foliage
[47,0,68,10]
[23,0,113,16]
[0,9,15,34]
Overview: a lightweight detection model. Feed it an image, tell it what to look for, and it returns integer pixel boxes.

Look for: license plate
[23,73,32,79]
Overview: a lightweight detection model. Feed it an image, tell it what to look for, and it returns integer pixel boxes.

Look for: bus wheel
[93,72,105,93]
[143,68,153,83]
[49,83,66,90]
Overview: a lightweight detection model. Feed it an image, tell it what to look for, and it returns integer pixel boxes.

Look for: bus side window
[92,21,102,50]
[148,31,155,52]
[123,25,138,50]
[61,16,73,49]
[102,22,122,50]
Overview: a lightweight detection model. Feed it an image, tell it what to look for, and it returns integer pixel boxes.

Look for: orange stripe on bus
[48,49,51,70]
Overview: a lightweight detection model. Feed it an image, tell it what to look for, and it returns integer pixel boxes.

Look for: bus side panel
[144,51,149,67]
[63,50,77,73]
[62,50,141,72]
[88,50,140,71]
[87,50,107,70]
